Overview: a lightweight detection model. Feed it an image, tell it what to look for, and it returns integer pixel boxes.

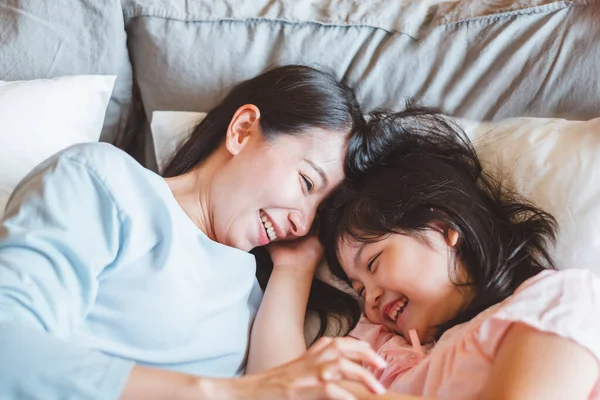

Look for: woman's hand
[239,337,387,400]
[267,234,324,273]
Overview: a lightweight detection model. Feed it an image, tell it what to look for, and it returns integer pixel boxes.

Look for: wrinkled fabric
[0,0,132,144]
[351,269,600,399]
[122,0,599,167]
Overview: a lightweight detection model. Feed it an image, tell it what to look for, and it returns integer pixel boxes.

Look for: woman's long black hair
[320,106,558,339]
[162,65,364,340]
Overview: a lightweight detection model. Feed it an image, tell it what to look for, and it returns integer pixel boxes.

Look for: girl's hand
[267,235,323,272]
[237,336,387,400]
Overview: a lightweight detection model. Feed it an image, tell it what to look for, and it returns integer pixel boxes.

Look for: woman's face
[212,106,347,252]
[337,229,472,343]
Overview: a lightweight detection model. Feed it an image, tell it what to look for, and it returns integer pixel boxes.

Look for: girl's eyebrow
[353,242,367,268]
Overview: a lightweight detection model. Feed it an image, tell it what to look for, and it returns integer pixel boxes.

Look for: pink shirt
[350,269,600,399]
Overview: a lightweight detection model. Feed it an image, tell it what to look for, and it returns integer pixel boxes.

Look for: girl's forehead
[337,235,369,265]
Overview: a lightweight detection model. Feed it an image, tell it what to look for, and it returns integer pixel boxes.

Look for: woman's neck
[164,155,222,242]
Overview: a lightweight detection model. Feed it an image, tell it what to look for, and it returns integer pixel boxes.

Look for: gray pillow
[0,0,132,145]
[123,0,599,166]
[123,0,599,117]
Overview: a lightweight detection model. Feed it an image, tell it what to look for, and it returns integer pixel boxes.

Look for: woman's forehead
[273,128,347,152]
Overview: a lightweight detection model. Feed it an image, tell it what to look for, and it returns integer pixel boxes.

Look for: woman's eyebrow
[304,158,328,187]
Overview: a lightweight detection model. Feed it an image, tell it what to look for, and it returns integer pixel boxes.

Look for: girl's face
[337,229,472,343]
[213,106,347,252]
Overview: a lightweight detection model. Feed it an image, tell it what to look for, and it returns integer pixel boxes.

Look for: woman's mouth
[260,210,278,242]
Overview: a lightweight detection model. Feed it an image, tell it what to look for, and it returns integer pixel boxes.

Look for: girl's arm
[480,322,599,400]
[246,236,321,373]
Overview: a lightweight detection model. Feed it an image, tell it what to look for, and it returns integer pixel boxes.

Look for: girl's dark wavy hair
[162,65,364,341]
[320,106,558,339]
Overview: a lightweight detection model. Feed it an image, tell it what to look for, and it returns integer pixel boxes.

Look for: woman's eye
[357,287,365,298]
[301,174,314,192]
[367,258,375,272]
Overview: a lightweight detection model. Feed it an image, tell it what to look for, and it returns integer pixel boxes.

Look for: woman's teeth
[260,211,278,242]
[387,297,409,322]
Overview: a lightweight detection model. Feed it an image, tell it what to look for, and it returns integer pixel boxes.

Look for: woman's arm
[246,236,322,373]
[0,156,135,399]
[480,322,599,400]
[122,337,389,400]
[120,365,223,400]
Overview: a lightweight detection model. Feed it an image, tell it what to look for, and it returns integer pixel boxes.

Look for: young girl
[319,109,600,399]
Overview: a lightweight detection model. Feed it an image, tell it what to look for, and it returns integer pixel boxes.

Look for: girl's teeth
[387,297,409,322]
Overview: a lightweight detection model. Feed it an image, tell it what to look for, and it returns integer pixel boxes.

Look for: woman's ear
[225,104,261,156]
[445,228,459,247]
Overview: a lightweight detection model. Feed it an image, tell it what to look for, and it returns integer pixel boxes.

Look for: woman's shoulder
[55,143,142,178]
[54,143,163,202]
[5,143,174,229]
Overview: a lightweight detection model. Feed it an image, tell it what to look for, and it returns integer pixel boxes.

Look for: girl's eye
[357,287,365,298]
[301,174,314,192]
[367,251,382,273]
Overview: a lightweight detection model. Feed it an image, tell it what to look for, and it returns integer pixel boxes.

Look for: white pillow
[0,75,116,218]
[459,117,600,274]
[150,111,206,173]
[150,111,600,274]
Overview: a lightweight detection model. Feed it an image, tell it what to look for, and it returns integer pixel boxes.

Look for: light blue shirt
[0,143,263,399]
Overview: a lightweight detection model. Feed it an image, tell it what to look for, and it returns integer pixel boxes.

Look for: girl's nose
[366,287,382,310]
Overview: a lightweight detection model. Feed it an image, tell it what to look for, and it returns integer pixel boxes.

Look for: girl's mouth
[385,296,409,323]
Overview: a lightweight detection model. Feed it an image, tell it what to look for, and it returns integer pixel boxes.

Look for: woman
[0,66,385,400]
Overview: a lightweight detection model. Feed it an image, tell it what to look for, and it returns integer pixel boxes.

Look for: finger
[302,382,357,400]
[323,382,358,400]
[320,358,386,395]
[308,336,334,354]
[318,337,387,369]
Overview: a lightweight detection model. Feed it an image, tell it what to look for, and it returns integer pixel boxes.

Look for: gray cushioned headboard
[121,0,600,167]
[0,0,133,145]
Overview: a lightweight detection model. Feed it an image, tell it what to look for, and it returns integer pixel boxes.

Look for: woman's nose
[288,210,310,237]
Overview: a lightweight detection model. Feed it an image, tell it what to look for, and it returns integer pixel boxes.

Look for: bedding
[461,117,600,274]
[150,111,206,173]
[124,0,600,167]
[0,0,132,144]
[0,75,116,218]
